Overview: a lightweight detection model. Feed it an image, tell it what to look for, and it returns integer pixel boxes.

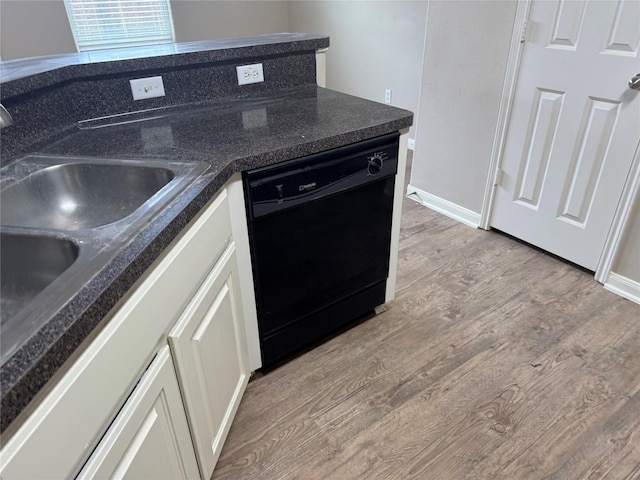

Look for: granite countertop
[0,83,413,431]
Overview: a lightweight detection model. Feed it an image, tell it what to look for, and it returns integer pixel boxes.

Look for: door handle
[630,73,640,90]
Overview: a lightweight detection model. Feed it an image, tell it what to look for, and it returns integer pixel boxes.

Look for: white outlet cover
[236,63,264,86]
[130,76,165,100]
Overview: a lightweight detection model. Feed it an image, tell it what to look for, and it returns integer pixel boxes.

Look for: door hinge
[494,168,504,187]
[520,18,529,43]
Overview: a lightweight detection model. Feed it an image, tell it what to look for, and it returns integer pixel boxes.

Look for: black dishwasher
[244,133,399,366]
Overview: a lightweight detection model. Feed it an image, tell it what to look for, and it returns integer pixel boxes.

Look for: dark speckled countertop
[0,34,412,432]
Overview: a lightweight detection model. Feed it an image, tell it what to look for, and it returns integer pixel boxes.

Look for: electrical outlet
[385,89,392,104]
[130,76,165,100]
[236,63,264,86]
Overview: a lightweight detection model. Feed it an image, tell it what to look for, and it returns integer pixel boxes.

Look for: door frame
[480,0,640,283]
[596,141,640,283]
[479,0,530,231]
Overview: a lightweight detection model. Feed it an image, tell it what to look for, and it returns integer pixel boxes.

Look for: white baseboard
[604,272,640,305]
[406,184,480,229]
[407,138,415,151]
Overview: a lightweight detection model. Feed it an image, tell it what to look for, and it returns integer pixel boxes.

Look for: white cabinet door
[169,244,250,479]
[77,347,200,480]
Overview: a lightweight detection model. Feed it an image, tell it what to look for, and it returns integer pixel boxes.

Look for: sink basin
[1,163,174,230]
[0,232,79,324]
[0,154,208,366]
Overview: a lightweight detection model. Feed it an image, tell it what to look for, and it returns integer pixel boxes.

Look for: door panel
[549,0,587,49]
[604,0,640,55]
[558,98,619,226]
[516,88,564,208]
[491,0,640,270]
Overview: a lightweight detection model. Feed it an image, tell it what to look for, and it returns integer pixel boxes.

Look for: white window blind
[64,0,175,52]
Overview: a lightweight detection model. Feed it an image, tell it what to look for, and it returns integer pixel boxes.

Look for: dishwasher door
[244,133,399,366]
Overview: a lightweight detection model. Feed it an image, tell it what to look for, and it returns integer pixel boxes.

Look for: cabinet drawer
[146,187,233,307]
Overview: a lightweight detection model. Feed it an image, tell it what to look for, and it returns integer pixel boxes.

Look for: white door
[491,0,640,270]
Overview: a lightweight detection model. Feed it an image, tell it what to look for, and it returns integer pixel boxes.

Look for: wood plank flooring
[212,154,640,480]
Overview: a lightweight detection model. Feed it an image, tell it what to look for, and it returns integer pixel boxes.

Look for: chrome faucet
[0,104,13,128]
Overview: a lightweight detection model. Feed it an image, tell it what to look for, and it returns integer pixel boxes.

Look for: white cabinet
[0,182,258,480]
[169,245,250,479]
[77,347,200,480]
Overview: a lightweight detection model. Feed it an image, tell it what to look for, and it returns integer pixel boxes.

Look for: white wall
[289,1,427,139]
[409,0,517,214]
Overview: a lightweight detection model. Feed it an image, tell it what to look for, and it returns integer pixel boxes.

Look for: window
[64,0,176,52]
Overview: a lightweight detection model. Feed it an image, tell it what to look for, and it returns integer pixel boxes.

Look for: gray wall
[0,0,289,60]
[409,0,517,214]
[289,1,427,139]
[171,0,289,43]
[0,1,76,59]
[612,193,640,283]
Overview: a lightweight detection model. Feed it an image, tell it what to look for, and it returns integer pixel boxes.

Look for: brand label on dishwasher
[298,182,317,192]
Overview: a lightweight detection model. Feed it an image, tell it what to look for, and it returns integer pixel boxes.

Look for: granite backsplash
[0,33,329,165]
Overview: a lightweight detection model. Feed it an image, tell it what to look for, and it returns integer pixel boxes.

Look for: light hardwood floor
[212,154,640,480]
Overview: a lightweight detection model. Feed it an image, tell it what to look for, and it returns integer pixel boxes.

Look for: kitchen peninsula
[0,33,412,478]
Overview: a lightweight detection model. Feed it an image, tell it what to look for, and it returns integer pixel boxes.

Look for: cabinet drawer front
[148,187,233,307]
[0,189,232,479]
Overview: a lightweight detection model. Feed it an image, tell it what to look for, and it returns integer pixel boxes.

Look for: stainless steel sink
[1,163,175,229]
[0,232,79,323]
[0,154,209,365]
